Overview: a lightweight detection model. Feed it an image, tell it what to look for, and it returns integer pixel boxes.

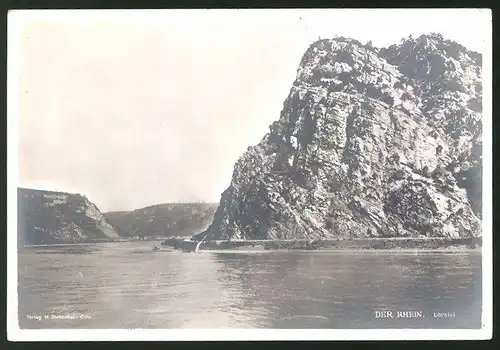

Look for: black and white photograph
[7,9,492,341]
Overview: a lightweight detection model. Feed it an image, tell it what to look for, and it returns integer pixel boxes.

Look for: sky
[11,9,491,212]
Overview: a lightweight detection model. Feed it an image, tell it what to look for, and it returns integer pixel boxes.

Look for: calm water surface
[18,242,482,329]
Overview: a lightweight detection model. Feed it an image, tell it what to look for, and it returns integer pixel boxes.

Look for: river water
[18,241,482,329]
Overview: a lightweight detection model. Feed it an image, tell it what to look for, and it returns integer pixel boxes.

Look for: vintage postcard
[7,9,492,341]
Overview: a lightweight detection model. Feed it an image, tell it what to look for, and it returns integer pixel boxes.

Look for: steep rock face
[105,203,218,238]
[379,34,482,218]
[202,34,482,240]
[18,188,120,246]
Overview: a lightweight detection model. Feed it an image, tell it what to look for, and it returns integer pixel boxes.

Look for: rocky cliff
[201,33,482,240]
[105,203,218,238]
[18,188,120,246]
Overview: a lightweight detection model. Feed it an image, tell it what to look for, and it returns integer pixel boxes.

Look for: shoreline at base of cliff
[192,247,482,254]
[20,238,165,248]
[161,237,482,252]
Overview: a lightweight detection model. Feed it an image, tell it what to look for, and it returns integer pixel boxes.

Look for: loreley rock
[201,34,482,240]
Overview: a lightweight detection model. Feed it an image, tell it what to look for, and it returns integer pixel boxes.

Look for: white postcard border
[7,9,493,341]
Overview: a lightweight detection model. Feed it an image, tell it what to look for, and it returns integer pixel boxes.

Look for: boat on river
[169,238,198,252]
[159,236,208,253]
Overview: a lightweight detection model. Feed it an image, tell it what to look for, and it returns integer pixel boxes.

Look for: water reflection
[211,251,482,328]
[18,243,482,329]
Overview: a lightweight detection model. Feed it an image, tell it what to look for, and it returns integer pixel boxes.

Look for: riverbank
[21,237,165,248]
[161,237,482,252]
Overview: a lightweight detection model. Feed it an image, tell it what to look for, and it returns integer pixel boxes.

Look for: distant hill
[104,203,218,238]
[18,188,120,247]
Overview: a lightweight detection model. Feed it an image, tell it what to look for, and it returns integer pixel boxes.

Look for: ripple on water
[18,243,482,329]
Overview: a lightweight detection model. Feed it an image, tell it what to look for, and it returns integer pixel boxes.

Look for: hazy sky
[12,9,490,212]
